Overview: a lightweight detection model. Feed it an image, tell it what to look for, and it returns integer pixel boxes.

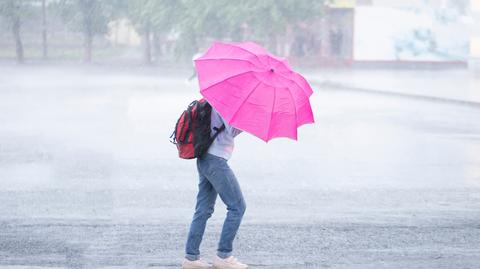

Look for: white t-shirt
[207,108,242,160]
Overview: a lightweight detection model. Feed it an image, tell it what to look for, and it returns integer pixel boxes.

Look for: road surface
[0,64,479,268]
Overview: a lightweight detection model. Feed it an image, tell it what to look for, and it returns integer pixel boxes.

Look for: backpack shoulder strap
[212,124,226,140]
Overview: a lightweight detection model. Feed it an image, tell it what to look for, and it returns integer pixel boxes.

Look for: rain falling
[0,1,479,268]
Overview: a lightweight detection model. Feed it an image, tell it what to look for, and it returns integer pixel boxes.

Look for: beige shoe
[182,258,213,269]
[212,255,248,269]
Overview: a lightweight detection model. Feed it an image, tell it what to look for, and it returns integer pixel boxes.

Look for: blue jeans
[185,153,246,261]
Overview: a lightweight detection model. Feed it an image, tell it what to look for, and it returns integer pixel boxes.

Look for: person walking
[181,40,315,269]
[182,107,248,269]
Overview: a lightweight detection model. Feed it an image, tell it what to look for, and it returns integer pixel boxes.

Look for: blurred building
[316,0,471,68]
[106,20,141,46]
[317,0,355,66]
[470,0,480,72]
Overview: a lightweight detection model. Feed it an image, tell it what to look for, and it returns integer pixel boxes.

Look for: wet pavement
[305,69,480,104]
[0,64,479,268]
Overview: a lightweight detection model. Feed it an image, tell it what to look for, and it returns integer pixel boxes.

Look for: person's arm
[230,126,243,137]
[220,116,242,137]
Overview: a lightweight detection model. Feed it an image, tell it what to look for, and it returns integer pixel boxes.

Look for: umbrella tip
[270,68,274,72]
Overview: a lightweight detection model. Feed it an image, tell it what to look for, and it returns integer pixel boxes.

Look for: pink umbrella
[194,41,314,142]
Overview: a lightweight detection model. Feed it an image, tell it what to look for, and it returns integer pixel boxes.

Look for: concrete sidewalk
[305,69,480,106]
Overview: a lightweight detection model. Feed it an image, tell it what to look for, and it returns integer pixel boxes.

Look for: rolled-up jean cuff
[185,254,199,261]
[217,251,232,259]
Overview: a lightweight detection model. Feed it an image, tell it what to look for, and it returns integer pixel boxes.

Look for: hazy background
[1,1,480,268]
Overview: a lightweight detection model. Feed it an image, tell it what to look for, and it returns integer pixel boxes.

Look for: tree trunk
[12,13,24,63]
[143,23,152,65]
[114,20,119,46]
[41,0,47,59]
[81,0,94,63]
[152,31,163,63]
[84,32,93,63]
[83,17,93,63]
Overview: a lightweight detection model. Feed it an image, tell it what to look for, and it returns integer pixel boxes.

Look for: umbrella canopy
[195,41,314,142]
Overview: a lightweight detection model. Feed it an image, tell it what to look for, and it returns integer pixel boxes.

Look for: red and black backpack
[170,99,225,159]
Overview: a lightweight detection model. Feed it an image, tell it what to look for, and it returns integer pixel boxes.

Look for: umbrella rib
[195,57,258,68]
[266,87,276,140]
[274,71,313,97]
[229,81,262,125]
[201,70,254,93]
[198,45,312,97]
[221,42,268,66]
[286,86,299,130]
